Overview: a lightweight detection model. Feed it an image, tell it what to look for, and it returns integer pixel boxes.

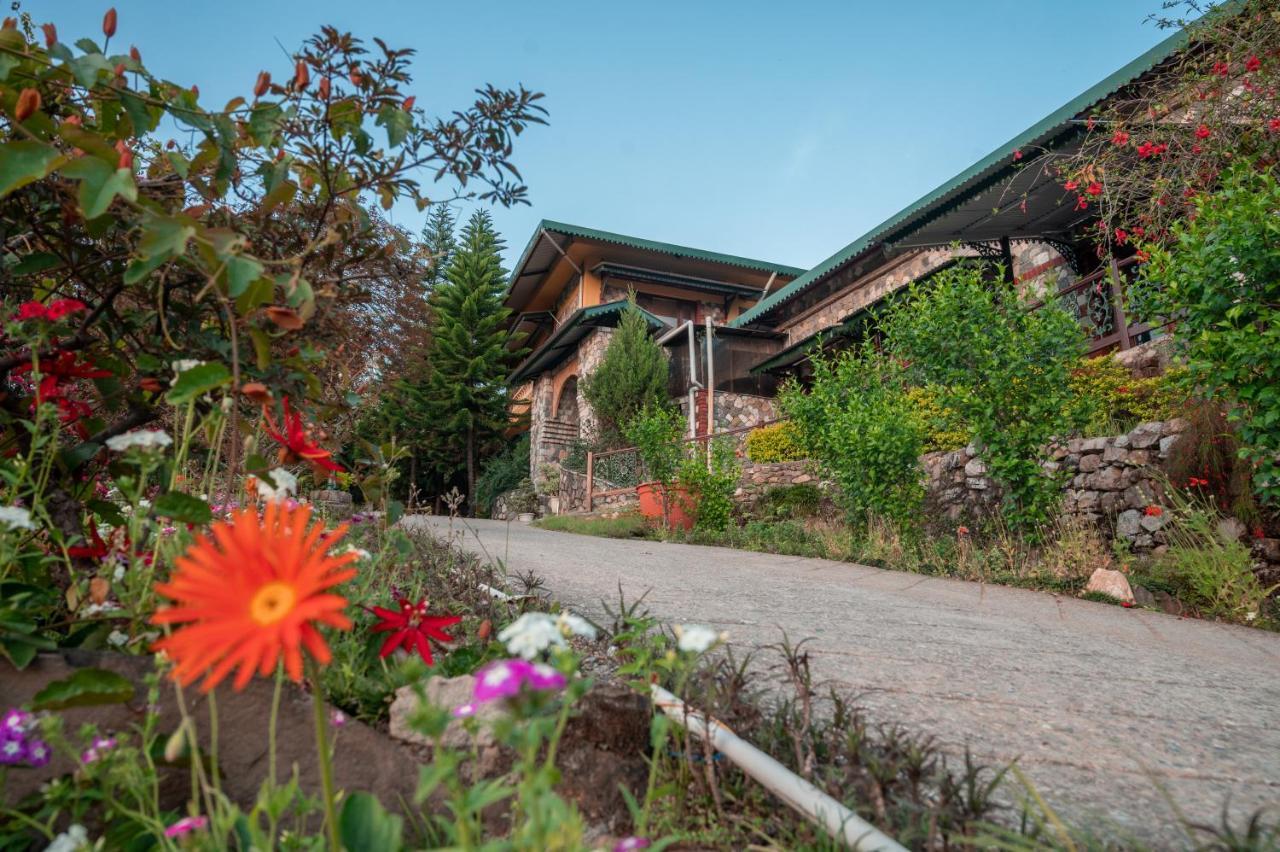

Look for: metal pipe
[704,315,714,464]
[650,685,906,852]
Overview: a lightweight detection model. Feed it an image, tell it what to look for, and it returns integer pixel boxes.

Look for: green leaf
[0,638,41,669]
[32,667,134,710]
[247,327,272,369]
[338,792,403,852]
[60,441,103,471]
[375,105,413,147]
[118,90,158,135]
[386,500,404,525]
[87,498,127,528]
[0,142,65,197]
[166,362,230,405]
[151,492,213,524]
[123,251,171,286]
[0,51,20,82]
[223,254,264,298]
[139,213,196,261]
[61,157,137,220]
[10,252,61,276]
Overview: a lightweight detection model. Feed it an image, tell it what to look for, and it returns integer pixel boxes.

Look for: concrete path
[410,516,1280,844]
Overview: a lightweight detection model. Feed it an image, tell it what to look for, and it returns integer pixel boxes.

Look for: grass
[534,511,653,539]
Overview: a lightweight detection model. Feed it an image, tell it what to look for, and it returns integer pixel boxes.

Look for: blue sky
[35,1,1176,270]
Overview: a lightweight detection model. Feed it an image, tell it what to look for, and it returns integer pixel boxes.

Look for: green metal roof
[508,299,666,383]
[730,26,1189,328]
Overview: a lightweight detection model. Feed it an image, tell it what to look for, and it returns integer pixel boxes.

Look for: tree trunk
[465,426,476,517]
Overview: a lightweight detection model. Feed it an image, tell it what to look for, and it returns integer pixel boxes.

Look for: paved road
[411,516,1280,844]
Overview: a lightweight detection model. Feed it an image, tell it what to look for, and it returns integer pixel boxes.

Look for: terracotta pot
[635,482,695,531]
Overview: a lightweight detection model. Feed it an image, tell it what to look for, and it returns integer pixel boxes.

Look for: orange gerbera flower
[152,502,358,691]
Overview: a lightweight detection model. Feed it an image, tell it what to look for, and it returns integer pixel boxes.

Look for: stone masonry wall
[923,419,1188,551]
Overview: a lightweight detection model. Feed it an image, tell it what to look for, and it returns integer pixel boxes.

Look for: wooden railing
[1029,255,1150,355]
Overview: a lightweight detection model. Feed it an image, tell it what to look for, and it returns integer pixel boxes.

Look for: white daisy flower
[675,624,725,654]
[105,429,173,452]
[252,468,298,502]
[498,612,565,660]
[0,506,36,531]
[107,630,129,648]
[556,611,598,641]
[44,824,90,852]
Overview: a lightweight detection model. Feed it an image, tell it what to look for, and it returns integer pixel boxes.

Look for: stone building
[506,28,1188,483]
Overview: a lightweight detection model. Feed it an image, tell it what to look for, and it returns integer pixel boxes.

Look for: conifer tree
[582,296,670,446]
[422,209,514,510]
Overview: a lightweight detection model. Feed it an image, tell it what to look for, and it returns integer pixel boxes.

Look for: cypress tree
[422,209,514,510]
[582,296,671,446]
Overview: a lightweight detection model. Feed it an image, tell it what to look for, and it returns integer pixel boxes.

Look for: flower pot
[517,512,535,524]
[635,482,695,531]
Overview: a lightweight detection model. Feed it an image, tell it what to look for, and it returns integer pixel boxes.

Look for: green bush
[582,296,671,446]
[474,435,530,516]
[755,484,823,520]
[779,343,924,530]
[904,385,971,453]
[745,422,806,462]
[1138,165,1280,505]
[884,263,1085,530]
[1067,357,1189,435]
[679,439,741,533]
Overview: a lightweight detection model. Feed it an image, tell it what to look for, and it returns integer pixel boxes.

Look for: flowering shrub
[903,385,970,454]
[1066,356,1188,434]
[744,421,806,463]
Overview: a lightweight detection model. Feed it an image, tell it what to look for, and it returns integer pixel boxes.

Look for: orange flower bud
[254,71,270,98]
[349,70,362,87]
[14,88,40,122]
[116,142,133,170]
[294,59,309,90]
[477,619,492,641]
[62,114,82,128]
[41,22,57,48]
[190,84,199,98]
[402,96,415,111]
[239,382,272,404]
[265,306,305,330]
[139,377,164,393]
[113,62,126,78]
[129,45,141,63]
[102,7,117,38]
[317,76,330,100]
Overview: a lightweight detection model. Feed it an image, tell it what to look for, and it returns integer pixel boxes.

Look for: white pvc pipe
[650,684,907,852]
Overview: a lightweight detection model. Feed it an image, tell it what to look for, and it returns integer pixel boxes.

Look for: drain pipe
[650,685,907,852]
[656,320,701,439]
[704,315,714,464]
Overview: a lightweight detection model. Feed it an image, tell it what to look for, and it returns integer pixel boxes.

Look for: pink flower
[1012,149,1022,161]
[330,709,347,728]
[527,663,567,692]
[452,703,477,719]
[81,735,116,764]
[472,659,566,704]
[614,839,651,852]
[164,816,208,838]
[1111,130,1129,146]
[25,739,50,767]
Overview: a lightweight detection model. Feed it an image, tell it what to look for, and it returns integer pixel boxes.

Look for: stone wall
[676,391,776,434]
[923,419,1188,550]
[734,460,824,501]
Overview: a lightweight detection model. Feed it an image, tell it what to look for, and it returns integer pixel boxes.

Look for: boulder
[1116,509,1142,539]
[389,674,502,751]
[1128,423,1163,449]
[1084,568,1135,603]
[1078,454,1102,473]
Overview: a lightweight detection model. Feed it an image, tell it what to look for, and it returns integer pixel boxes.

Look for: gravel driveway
[409,515,1280,844]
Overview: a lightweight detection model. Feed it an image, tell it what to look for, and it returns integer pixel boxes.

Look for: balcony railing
[1029,255,1151,355]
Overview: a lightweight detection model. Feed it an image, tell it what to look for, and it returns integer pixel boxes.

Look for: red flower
[46,299,87,321]
[1144,505,1163,517]
[1085,181,1102,196]
[262,398,343,474]
[1245,55,1261,73]
[1137,141,1156,158]
[1212,61,1230,77]
[1086,116,1096,131]
[1064,179,1079,191]
[1012,149,1023,161]
[370,597,462,664]
[68,525,111,561]
[1116,385,1130,394]
[957,526,970,536]
[1254,527,1266,539]
[1075,196,1089,211]
[14,350,110,404]
[1121,600,1135,608]
[1114,228,1128,245]
[1195,124,1211,139]
[1270,118,1280,132]
[1135,249,1150,262]
[1111,131,1129,146]
[15,301,48,321]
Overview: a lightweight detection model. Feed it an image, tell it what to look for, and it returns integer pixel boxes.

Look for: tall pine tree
[582,296,671,446]
[423,209,514,511]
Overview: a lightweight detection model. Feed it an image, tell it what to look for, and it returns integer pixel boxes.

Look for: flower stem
[308,661,341,851]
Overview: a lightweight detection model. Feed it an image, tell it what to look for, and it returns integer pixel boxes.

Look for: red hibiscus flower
[1212,61,1230,77]
[1194,124,1211,140]
[14,350,111,405]
[1144,505,1163,517]
[1245,55,1261,73]
[262,398,343,474]
[1111,131,1129,146]
[1064,179,1079,191]
[370,597,462,664]
[1086,181,1103,196]
[1114,228,1128,245]
[46,299,87,321]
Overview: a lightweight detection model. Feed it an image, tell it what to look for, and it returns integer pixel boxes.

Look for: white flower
[252,468,298,502]
[338,544,372,561]
[84,602,121,617]
[44,824,90,852]
[112,564,125,582]
[107,630,129,648]
[498,612,564,660]
[171,359,204,375]
[675,624,725,654]
[556,611,598,641]
[1246,611,1258,622]
[105,429,173,452]
[0,505,35,531]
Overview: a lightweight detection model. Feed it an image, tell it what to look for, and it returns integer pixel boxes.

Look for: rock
[1140,512,1165,533]
[311,489,354,520]
[1078,454,1102,473]
[1134,534,1155,549]
[1158,435,1179,458]
[1,651,420,821]
[966,477,989,490]
[1116,509,1142,539]
[1100,492,1125,514]
[1129,423,1163,449]
[1216,517,1247,544]
[1102,444,1128,464]
[1133,585,1156,607]
[1084,568,1135,603]
[1166,417,1189,434]
[1154,590,1184,616]
[390,674,502,751]
[1076,490,1100,512]
[964,458,987,477]
[1113,435,1131,449]
[1089,467,1125,491]
[1123,485,1149,510]
[1081,437,1109,453]
[1253,537,1280,564]
[1127,450,1151,467]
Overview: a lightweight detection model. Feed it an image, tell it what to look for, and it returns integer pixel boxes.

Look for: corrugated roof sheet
[730,26,1189,328]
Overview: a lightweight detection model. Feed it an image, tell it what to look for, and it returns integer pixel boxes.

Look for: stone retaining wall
[923,419,1188,550]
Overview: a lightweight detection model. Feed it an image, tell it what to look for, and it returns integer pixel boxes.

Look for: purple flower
[25,739,50,767]
[164,816,208,838]
[81,736,116,764]
[0,738,26,765]
[330,710,347,729]
[473,659,568,704]
[0,708,30,739]
[614,838,651,852]
[452,703,477,719]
